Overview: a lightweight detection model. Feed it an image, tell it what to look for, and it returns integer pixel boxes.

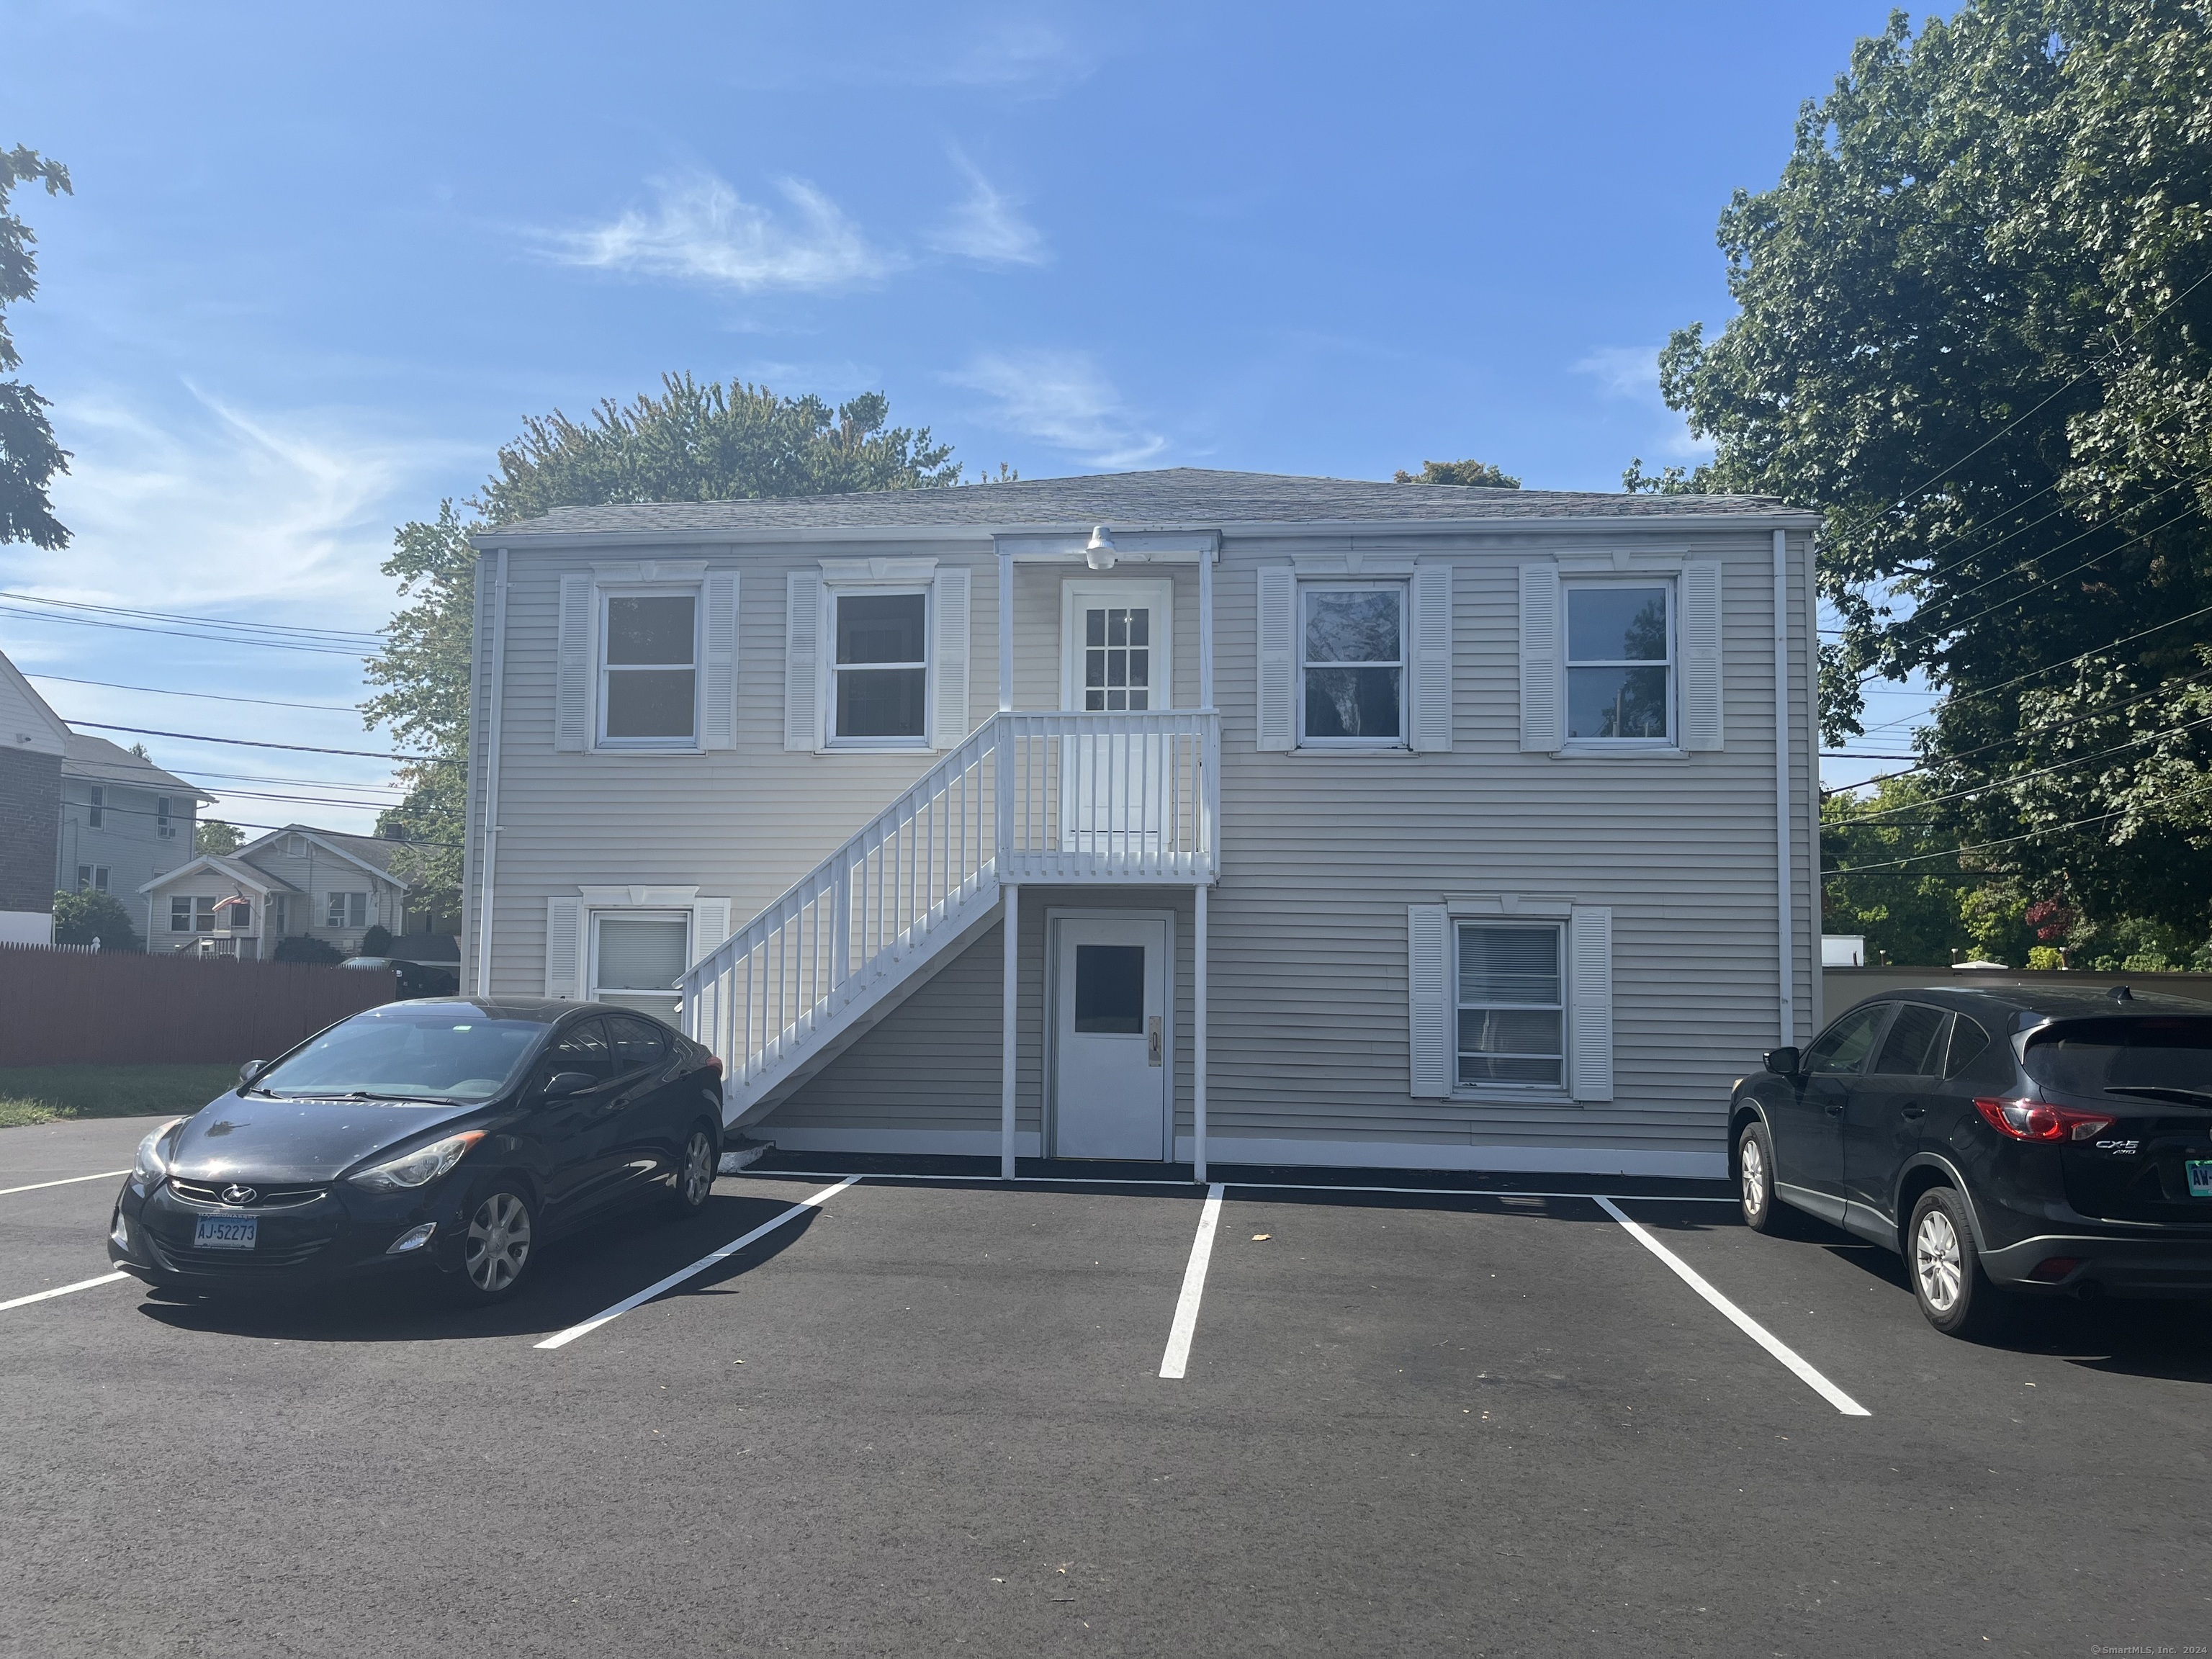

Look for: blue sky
[1,0,1918,835]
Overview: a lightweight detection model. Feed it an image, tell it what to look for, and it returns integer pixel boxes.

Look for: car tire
[1907,1187,2010,1339]
[1737,1120,1784,1235]
[664,1123,717,1218]
[454,1184,536,1304]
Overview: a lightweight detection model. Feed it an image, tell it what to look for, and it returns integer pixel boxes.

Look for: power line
[0,590,385,644]
[1820,772,2212,879]
[1837,710,2212,821]
[25,672,367,713]
[0,605,372,657]
[66,760,408,795]
[64,721,458,763]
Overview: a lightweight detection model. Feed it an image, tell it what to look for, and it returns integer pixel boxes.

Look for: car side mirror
[1761,1046,1801,1078]
[238,1059,266,1090]
[541,1070,598,1099]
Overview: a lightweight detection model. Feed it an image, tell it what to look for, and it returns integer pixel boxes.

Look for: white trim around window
[1409,897,1613,1103]
[1560,577,1676,750]
[555,562,737,755]
[823,584,932,750]
[1296,580,1408,749]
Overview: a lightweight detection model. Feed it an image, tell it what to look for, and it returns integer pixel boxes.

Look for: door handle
[1147,1015,1163,1067]
[1825,1102,1844,1116]
[1901,1103,1925,1118]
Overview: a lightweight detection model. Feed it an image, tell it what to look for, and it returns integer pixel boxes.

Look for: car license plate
[2187,1159,2212,1200]
[193,1213,258,1250]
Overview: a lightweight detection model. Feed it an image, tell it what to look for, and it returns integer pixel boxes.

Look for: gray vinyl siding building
[464,469,1821,1179]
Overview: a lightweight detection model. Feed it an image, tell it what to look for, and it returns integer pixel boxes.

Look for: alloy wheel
[1740,1136,1766,1218]
[1915,1208,1963,1313]
[465,1192,532,1293]
[680,1132,715,1208]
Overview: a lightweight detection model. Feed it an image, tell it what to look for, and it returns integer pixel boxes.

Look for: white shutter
[1256,565,1297,752]
[544,896,583,1001]
[1518,563,1562,752]
[1681,559,1724,752]
[691,897,732,960]
[784,570,824,751]
[1568,905,1614,1102]
[1410,562,1454,752]
[1408,904,1452,1098]
[929,565,972,750]
[555,575,592,752]
[701,570,739,750]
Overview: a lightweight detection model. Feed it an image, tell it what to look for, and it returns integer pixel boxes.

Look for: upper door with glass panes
[1059,584,1172,843]
[1564,584,1673,745]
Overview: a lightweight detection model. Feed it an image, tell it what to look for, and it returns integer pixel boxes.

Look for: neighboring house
[462,468,1822,1179]
[0,647,67,945]
[140,824,408,961]
[56,733,208,913]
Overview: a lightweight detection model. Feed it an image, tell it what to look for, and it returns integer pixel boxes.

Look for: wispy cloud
[547,174,894,293]
[948,350,1165,468]
[927,151,1049,267]
[1571,344,1709,462]
[726,19,1093,93]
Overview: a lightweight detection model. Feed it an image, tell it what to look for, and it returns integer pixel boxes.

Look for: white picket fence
[683,709,1218,1116]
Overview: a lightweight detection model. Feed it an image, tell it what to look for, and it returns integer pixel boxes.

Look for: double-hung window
[1456,923,1565,1088]
[1564,583,1673,745]
[830,590,928,745]
[156,796,175,838]
[78,865,109,893]
[172,896,218,932]
[1300,584,1404,746]
[590,912,690,1022]
[87,786,104,827]
[600,591,698,747]
[326,891,368,930]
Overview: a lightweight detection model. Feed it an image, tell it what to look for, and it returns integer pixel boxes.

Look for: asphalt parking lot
[4,1116,2209,1658]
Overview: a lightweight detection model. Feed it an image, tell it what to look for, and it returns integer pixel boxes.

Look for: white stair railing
[683,709,1216,1111]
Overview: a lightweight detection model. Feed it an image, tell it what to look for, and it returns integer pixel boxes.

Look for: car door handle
[1825,1102,1845,1116]
[1900,1103,1925,1118]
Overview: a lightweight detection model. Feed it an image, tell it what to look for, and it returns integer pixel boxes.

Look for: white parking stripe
[1593,1196,1871,1417]
[1158,1183,1225,1380]
[0,1169,130,1197]
[534,1176,860,1351]
[0,1272,130,1312]
[760,1169,1737,1203]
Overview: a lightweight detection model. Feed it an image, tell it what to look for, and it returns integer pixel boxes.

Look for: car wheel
[665,1125,717,1218]
[456,1187,535,1303]
[1737,1120,1782,1234]
[1908,1187,2009,1339]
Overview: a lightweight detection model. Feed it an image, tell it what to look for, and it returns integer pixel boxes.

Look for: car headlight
[130,1119,184,1196]
[348,1130,485,1192]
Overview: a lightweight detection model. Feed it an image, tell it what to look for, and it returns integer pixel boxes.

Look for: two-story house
[140,824,409,960]
[57,734,207,911]
[0,648,67,945]
[461,469,1822,1179]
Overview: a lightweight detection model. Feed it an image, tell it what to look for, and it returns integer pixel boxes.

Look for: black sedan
[1731,984,2212,1336]
[109,998,726,1303]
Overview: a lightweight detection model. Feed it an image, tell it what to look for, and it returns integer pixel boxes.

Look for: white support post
[1000,881,1020,1179]
[1192,881,1208,1184]
[1197,542,1215,711]
[1773,528,1794,1048]
[997,548,1015,714]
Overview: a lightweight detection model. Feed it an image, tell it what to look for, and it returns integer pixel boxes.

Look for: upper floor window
[326,891,368,930]
[87,786,104,827]
[600,592,698,747]
[156,796,175,839]
[1564,583,1672,745]
[1457,922,1564,1088]
[832,590,927,745]
[1300,584,1403,747]
[77,865,109,894]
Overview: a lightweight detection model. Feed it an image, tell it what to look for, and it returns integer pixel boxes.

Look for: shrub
[274,935,343,965]
[2026,946,2066,971]
[359,924,393,956]
[51,889,142,953]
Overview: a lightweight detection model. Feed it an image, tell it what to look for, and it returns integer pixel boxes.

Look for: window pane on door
[1874,1004,1948,1074]
[1805,1005,1885,1074]
[1073,944,1145,1034]
[1082,607,1152,712]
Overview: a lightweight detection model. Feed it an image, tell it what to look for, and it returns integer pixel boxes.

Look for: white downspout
[1772,529,1794,1048]
[997,548,1015,714]
[1001,879,1020,1180]
[1193,542,1215,1183]
[474,547,509,999]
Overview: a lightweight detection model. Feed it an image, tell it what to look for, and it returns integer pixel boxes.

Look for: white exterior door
[1060,582,1172,854]
[1052,916,1169,1161]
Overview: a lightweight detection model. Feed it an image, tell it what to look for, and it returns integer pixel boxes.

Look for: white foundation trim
[768,1127,1046,1158]
[1172,1135,1725,1180]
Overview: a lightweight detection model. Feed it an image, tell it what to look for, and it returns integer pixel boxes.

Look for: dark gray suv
[1730,984,2212,1336]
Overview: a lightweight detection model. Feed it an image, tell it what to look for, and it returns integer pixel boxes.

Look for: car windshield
[2024,1016,2212,1101]
[249,1007,547,1102]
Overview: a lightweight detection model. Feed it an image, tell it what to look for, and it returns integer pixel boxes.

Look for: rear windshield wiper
[2103,1085,2212,1107]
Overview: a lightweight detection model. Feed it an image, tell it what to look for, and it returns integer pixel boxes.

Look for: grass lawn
[0,1064,240,1130]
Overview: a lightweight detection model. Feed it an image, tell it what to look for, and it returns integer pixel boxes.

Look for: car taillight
[1973,1097,2116,1143]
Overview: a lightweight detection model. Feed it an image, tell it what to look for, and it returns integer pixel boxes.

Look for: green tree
[195,819,243,855]
[1660,1,2212,939]
[1393,459,1521,488]
[364,379,963,917]
[1821,777,1977,965]
[53,888,141,953]
[1,145,72,549]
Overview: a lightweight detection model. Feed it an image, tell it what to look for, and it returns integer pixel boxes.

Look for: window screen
[1565,585,1671,742]
[593,914,689,1021]
[1300,586,1403,742]
[1456,924,1564,1086]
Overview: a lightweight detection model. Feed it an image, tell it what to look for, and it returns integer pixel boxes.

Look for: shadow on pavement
[129,1185,822,1346]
